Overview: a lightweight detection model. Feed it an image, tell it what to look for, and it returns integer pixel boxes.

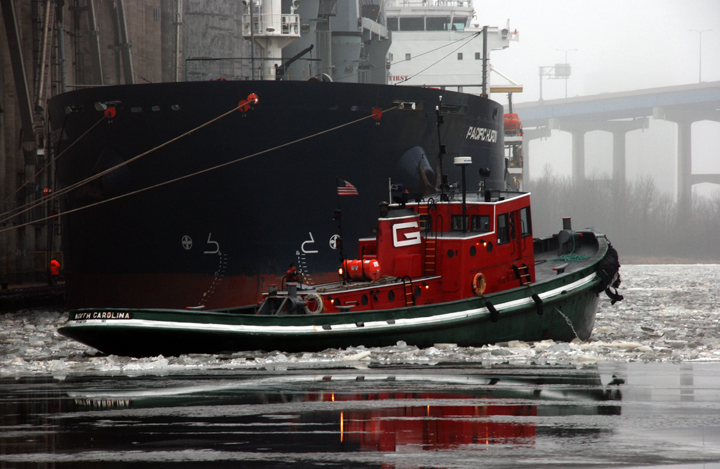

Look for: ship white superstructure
[386,0,518,92]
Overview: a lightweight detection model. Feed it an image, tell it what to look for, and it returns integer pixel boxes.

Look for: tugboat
[58,157,622,357]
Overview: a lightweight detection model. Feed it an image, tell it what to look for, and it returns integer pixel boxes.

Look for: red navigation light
[43,187,52,196]
[247,93,259,105]
[371,108,382,120]
[104,107,116,119]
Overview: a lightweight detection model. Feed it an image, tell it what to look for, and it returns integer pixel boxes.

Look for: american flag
[337,179,359,196]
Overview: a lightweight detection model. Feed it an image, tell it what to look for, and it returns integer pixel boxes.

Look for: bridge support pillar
[611,130,626,185]
[520,126,551,183]
[655,107,720,222]
[676,118,692,217]
[592,118,648,187]
[571,130,585,182]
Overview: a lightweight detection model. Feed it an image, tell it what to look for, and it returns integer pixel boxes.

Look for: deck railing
[242,13,300,38]
[385,0,473,8]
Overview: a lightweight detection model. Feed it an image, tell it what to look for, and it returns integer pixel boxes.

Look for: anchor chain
[555,307,580,340]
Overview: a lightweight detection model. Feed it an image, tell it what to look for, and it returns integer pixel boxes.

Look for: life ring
[472,272,486,296]
[304,293,324,315]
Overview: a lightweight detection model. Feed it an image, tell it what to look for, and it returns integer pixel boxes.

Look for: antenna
[436,96,448,201]
[454,156,472,233]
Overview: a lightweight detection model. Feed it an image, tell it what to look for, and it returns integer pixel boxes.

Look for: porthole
[447,249,455,258]
[388,290,395,302]
[470,245,476,256]
[486,241,493,253]
[361,294,368,306]
[414,286,421,298]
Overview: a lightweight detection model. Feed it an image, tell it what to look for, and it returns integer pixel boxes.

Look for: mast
[115,0,134,84]
[242,0,300,80]
[86,0,104,84]
[481,25,488,97]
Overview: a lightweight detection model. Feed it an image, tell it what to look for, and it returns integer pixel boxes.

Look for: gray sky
[482,0,720,102]
[478,0,720,196]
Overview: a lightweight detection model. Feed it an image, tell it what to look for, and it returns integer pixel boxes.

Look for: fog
[483,0,720,100]
[479,1,720,199]
[525,119,720,199]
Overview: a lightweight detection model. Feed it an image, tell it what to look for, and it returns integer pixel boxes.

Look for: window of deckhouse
[451,17,467,31]
[520,206,532,238]
[497,213,510,245]
[451,215,468,231]
[426,16,450,31]
[400,17,424,31]
[471,215,490,232]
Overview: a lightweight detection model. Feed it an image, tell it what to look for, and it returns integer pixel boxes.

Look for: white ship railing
[386,0,473,8]
[242,13,300,38]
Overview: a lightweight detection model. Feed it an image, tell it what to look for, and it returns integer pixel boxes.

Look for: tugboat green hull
[59,247,610,357]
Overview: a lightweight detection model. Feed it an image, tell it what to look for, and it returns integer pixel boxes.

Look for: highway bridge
[513,81,720,214]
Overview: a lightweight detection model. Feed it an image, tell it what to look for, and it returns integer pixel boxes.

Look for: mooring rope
[0,105,398,234]
[0,115,105,215]
[1,104,243,227]
[552,231,590,263]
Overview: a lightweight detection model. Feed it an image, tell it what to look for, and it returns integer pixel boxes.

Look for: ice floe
[2,264,720,376]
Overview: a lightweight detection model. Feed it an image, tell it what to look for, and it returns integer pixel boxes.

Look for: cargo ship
[47,0,513,309]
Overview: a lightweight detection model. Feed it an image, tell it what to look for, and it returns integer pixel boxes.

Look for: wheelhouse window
[387,17,398,31]
[426,16,450,31]
[497,213,510,245]
[509,211,516,239]
[451,17,467,31]
[451,215,468,232]
[400,17,424,31]
[520,206,532,238]
[471,215,490,233]
[457,52,463,60]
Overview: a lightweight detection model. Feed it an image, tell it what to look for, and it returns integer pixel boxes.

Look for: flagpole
[335,177,347,285]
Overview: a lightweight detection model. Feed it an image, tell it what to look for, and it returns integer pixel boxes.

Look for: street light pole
[538,66,552,101]
[556,48,577,98]
[689,29,711,83]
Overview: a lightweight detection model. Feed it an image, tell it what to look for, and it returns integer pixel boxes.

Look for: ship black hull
[48,80,505,308]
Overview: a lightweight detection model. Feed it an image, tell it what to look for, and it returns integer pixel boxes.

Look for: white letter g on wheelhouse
[392,221,421,247]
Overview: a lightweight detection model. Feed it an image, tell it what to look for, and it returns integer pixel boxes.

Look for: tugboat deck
[533,233,606,282]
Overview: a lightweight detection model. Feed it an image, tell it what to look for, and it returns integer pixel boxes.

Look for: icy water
[1,264,720,468]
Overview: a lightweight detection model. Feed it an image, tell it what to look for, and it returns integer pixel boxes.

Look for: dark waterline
[2,363,720,468]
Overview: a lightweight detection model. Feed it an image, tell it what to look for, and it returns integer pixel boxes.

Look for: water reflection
[0,370,623,466]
